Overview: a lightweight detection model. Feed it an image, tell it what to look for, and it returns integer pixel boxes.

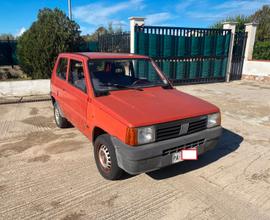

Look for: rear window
[56,58,68,80]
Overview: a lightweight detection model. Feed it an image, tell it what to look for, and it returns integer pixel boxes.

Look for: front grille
[163,139,205,155]
[156,116,207,142]
[188,117,208,134]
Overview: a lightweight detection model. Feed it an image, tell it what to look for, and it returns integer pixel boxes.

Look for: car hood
[95,87,219,127]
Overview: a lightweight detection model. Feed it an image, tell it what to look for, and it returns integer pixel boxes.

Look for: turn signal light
[125,127,137,146]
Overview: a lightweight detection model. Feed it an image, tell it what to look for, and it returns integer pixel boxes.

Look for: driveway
[0,80,270,220]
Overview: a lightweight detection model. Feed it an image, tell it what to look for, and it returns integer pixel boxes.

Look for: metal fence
[0,39,18,66]
[79,41,99,52]
[134,25,232,84]
[0,33,130,67]
[98,32,130,53]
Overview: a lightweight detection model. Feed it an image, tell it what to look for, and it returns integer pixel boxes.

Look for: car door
[53,57,70,118]
[65,58,89,132]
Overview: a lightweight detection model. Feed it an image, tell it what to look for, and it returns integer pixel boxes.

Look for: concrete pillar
[129,17,145,54]
[244,23,258,60]
[223,22,237,82]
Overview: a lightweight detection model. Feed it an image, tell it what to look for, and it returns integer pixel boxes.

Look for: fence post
[223,22,237,82]
[7,37,14,68]
[129,17,145,54]
[244,23,258,61]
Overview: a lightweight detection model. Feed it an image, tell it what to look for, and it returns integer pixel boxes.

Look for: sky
[0,0,269,36]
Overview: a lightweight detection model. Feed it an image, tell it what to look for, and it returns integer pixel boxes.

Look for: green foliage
[83,26,107,42]
[253,40,270,60]
[250,5,270,41]
[210,5,270,60]
[250,5,270,60]
[17,8,83,79]
[210,15,250,32]
[83,22,124,42]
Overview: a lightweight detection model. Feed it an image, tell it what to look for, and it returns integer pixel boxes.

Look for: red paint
[77,52,149,60]
[51,53,220,144]
[96,87,219,127]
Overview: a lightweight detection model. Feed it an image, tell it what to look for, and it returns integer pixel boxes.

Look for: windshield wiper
[101,83,143,91]
[136,83,173,90]
[161,84,173,89]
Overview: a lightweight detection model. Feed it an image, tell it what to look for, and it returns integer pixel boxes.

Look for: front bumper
[111,126,223,174]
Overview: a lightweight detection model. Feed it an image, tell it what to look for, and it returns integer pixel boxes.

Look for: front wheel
[94,134,124,180]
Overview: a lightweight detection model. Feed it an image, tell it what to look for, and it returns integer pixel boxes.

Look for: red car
[50,52,222,180]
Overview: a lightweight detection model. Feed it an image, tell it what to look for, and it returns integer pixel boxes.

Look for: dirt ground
[0,80,270,220]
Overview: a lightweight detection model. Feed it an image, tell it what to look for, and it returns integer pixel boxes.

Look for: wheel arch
[52,98,65,118]
[51,95,56,105]
[92,126,108,143]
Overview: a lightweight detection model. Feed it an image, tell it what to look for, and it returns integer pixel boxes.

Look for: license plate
[172,147,198,163]
[182,148,198,160]
[172,151,182,163]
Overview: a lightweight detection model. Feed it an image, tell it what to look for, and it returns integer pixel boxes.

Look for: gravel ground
[0,80,270,220]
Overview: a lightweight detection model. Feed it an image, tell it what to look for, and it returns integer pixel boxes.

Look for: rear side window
[56,58,68,80]
[68,60,87,93]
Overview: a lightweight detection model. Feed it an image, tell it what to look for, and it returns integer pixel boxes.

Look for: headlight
[125,126,155,146]
[207,113,221,128]
[137,126,155,145]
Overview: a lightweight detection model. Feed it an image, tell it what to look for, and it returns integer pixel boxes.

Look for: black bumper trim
[111,126,222,175]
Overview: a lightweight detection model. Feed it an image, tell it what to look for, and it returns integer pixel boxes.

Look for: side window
[68,60,87,93]
[56,58,68,80]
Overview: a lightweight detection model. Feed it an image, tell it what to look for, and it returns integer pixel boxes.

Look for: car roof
[60,52,149,60]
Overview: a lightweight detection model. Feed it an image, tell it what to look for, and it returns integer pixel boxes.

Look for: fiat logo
[179,123,189,135]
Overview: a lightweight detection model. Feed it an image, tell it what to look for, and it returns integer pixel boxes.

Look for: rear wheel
[53,102,69,128]
[94,134,124,180]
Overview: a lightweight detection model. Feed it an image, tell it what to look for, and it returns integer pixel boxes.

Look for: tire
[94,134,124,180]
[53,102,70,128]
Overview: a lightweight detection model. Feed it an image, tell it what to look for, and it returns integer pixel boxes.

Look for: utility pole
[68,0,72,20]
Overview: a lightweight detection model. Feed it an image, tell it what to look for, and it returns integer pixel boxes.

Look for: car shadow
[146,128,243,180]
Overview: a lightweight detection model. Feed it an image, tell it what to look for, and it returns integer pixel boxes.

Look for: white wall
[242,23,270,79]
[0,79,50,97]
[243,60,270,77]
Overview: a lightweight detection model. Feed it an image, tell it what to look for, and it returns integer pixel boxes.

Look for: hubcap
[55,107,61,125]
[98,144,111,171]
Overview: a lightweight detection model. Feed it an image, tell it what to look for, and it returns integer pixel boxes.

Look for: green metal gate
[230,32,248,80]
[134,25,231,84]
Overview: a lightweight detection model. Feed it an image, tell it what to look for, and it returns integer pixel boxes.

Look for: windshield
[88,59,168,93]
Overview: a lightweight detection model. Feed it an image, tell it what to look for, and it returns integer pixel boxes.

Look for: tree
[210,5,270,60]
[83,23,124,42]
[253,41,270,60]
[83,26,107,41]
[17,8,83,79]
[250,5,270,60]
[210,15,250,32]
[250,5,270,41]
[210,5,270,38]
